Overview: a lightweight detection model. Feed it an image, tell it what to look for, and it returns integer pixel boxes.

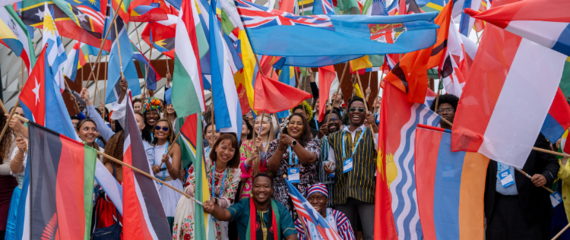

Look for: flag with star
[21,0,112,50]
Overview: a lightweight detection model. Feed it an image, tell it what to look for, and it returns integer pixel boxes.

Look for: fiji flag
[286,180,342,240]
[209,0,242,139]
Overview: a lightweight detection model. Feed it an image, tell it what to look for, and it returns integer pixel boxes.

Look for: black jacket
[484,134,559,223]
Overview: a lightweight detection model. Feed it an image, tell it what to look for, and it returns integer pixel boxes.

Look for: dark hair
[103,130,125,167]
[203,110,212,125]
[132,98,142,106]
[430,94,460,112]
[243,118,253,140]
[209,133,240,169]
[0,108,14,160]
[142,109,160,143]
[70,116,80,121]
[253,173,273,188]
[347,96,365,110]
[151,119,175,145]
[284,113,312,147]
[76,119,100,150]
[322,109,341,124]
[291,105,305,114]
[204,122,215,134]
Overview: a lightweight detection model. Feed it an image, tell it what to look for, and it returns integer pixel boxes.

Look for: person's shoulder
[331,209,349,224]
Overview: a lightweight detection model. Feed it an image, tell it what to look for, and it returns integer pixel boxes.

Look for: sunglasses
[154,126,169,132]
[349,108,365,113]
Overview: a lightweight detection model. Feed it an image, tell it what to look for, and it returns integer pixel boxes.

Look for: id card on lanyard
[342,130,364,173]
[211,161,227,221]
[497,162,514,188]
[288,146,300,183]
[154,142,169,185]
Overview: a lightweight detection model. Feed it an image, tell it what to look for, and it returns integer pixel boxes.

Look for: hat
[142,97,163,114]
[306,183,328,198]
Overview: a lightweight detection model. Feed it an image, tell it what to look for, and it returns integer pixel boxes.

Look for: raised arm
[80,88,114,141]
[203,200,232,221]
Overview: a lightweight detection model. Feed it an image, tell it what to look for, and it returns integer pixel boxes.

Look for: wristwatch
[291,140,298,147]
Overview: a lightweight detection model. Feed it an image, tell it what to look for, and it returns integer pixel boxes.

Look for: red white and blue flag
[540,88,570,144]
[286,180,342,240]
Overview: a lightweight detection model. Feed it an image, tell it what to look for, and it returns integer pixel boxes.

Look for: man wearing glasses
[430,94,459,130]
[322,96,378,240]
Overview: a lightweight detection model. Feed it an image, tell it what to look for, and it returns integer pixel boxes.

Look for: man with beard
[204,173,298,240]
[294,183,355,240]
[323,96,377,240]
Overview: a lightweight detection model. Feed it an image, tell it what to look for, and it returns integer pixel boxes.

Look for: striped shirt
[294,208,355,240]
[327,125,377,205]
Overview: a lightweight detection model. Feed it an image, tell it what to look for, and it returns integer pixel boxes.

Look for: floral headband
[142,97,163,114]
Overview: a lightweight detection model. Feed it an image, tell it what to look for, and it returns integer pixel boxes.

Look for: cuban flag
[286,180,342,240]
[464,0,570,56]
[42,3,67,92]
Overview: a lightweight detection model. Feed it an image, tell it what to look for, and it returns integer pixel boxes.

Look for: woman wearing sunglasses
[266,113,321,219]
[150,119,182,229]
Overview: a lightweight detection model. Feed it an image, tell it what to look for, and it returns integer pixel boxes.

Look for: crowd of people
[0,87,567,240]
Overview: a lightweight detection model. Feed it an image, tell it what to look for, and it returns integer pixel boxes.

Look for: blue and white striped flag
[42,3,67,92]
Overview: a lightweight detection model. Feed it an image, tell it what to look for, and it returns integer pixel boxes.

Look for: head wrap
[306,183,328,198]
[142,97,163,114]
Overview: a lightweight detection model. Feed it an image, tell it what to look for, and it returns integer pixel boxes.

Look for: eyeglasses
[154,126,169,132]
[437,108,454,113]
[349,108,365,113]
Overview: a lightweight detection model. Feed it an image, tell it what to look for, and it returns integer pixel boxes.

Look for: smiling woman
[175,133,242,240]
[76,119,104,161]
[266,113,321,220]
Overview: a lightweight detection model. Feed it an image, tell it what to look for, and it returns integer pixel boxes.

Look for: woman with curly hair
[267,113,321,219]
[0,109,17,239]
[150,119,182,229]
[291,102,319,138]
[92,131,125,238]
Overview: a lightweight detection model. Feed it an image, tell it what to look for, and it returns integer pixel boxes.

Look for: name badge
[499,169,514,188]
[343,158,353,173]
[551,191,563,208]
[288,168,300,183]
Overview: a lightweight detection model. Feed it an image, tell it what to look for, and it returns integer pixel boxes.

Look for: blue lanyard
[342,130,364,159]
[288,146,298,166]
[314,118,319,130]
[154,142,169,183]
[211,161,227,199]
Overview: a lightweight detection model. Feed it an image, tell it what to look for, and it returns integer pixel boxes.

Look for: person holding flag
[204,173,298,240]
[294,183,355,240]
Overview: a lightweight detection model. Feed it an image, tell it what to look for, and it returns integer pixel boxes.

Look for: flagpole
[0,101,19,141]
[434,79,442,111]
[515,168,555,194]
[553,223,570,240]
[111,8,126,81]
[12,114,203,205]
[134,23,152,95]
[0,98,7,114]
[103,55,108,104]
[324,63,349,128]
[355,73,369,111]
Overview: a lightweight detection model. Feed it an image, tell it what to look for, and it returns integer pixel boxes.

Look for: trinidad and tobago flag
[27,121,97,240]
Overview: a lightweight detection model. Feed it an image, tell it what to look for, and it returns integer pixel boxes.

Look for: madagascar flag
[28,122,96,240]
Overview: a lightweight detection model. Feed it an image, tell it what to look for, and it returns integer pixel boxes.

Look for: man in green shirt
[203,173,298,240]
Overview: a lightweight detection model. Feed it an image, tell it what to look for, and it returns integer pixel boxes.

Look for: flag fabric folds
[253,72,312,113]
[132,42,162,91]
[0,14,23,60]
[63,41,82,82]
[414,124,488,240]
[141,14,177,59]
[450,16,567,169]
[178,113,200,168]
[376,81,441,240]
[172,0,208,117]
[0,6,35,74]
[122,96,172,239]
[464,0,570,56]
[458,0,482,37]
[317,65,336,121]
[540,88,570,144]
[286,180,342,240]
[28,122,97,240]
[236,0,439,67]
[41,4,67,92]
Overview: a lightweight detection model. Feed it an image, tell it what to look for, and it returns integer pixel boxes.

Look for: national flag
[141,14,177,59]
[21,0,110,50]
[349,0,386,73]
[27,122,97,240]
[253,71,312,113]
[464,0,570,56]
[105,7,141,104]
[436,16,467,96]
[178,113,200,168]
[0,0,21,7]
[236,0,439,67]
[209,0,242,138]
[458,0,482,37]
[313,0,334,15]
[130,2,169,22]
[540,88,570,144]
[362,0,387,16]
[286,180,342,240]
[111,0,152,24]
[132,42,162,91]
[222,32,243,73]
[458,33,477,79]
[416,0,444,12]
[317,65,336,121]
[0,6,35,74]
[450,11,567,168]
[275,66,296,119]
[297,0,313,15]
[561,58,570,98]
[387,0,422,15]
[172,0,208,117]
[473,0,490,32]
[0,15,23,62]
[414,124,488,240]
[41,3,67,92]
[122,94,171,239]
[383,0,451,103]
[63,41,82,81]
[63,0,107,30]
[376,81,441,240]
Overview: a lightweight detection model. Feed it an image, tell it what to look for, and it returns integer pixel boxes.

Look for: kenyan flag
[28,122,96,240]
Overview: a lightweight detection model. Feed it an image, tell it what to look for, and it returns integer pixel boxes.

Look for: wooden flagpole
[12,114,201,204]
[324,63,349,127]
[355,73,369,111]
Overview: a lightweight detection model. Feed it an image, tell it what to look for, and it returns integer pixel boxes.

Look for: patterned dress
[172,157,241,240]
[238,140,270,200]
[267,139,321,219]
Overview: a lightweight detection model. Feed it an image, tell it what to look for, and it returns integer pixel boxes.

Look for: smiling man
[294,183,355,240]
[204,173,298,240]
[323,96,377,240]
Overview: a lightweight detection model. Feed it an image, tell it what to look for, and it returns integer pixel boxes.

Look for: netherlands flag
[451,6,568,168]
[464,0,570,56]
[285,180,342,240]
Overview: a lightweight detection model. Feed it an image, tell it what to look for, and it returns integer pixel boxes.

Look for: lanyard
[342,130,364,159]
[211,161,227,199]
[314,118,319,130]
[288,146,298,166]
[154,142,169,183]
